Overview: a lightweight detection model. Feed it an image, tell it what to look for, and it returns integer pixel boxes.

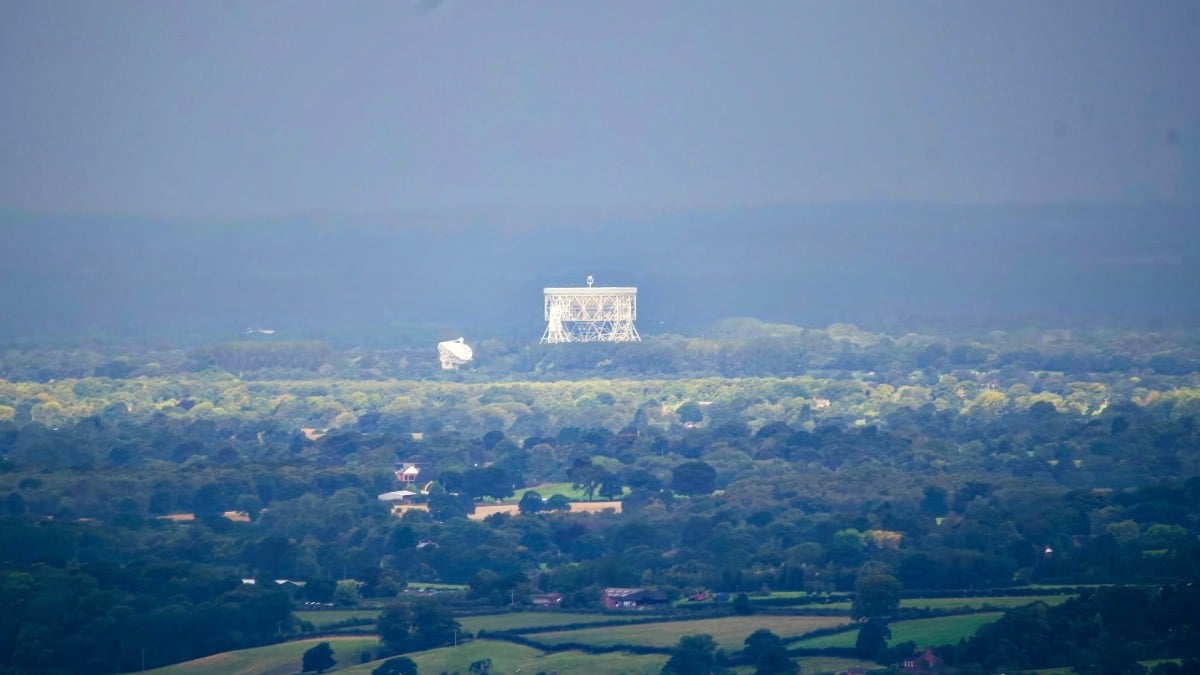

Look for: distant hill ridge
[1,202,1197,342]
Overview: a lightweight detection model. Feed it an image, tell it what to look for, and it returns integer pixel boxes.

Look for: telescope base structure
[541,286,641,344]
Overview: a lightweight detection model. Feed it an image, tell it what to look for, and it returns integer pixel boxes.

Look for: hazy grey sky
[2,0,1197,217]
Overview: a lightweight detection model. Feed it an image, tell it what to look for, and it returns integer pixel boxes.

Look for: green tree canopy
[378,599,460,653]
[671,460,717,496]
[743,629,797,675]
[302,641,336,673]
[567,458,607,501]
[677,401,704,424]
[372,656,418,675]
[852,574,901,621]
[661,633,728,675]
[854,619,891,660]
[517,490,544,514]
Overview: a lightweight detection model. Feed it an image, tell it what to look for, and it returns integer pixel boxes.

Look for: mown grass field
[335,639,668,675]
[145,636,379,675]
[296,609,381,629]
[407,581,469,591]
[152,597,1029,674]
[459,611,628,633]
[792,613,1003,649]
[888,613,1002,645]
[146,610,1001,675]
[816,594,1072,612]
[535,615,846,650]
[513,482,592,502]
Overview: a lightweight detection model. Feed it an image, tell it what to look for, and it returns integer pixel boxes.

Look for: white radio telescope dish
[437,337,474,370]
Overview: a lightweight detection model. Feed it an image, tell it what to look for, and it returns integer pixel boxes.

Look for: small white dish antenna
[586,275,594,287]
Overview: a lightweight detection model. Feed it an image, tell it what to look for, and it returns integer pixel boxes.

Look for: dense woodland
[1,321,1198,673]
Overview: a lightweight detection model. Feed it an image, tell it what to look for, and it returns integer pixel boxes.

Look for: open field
[513,482,594,502]
[147,631,870,675]
[888,613,1002,645]
[460,611,626,633]
[296,609,380,629]
[407,581,468,591]
[336,639,667,675]
[792,613,1003,649]
[146,636,379,675]
[471,500,622,519]
[899,595,1071,611]
[535,614,846,650]
[815,594,1073,612]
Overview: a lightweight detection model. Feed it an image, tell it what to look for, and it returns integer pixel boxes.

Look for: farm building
[602,587,669,609]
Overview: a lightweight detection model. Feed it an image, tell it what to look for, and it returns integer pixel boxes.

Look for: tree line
[0,323,1198,672]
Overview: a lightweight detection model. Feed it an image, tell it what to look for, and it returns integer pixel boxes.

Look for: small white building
[377,490,418,502]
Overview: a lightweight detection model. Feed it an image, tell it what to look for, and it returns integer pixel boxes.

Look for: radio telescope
[437,337,474,369]
[541,276,640,343]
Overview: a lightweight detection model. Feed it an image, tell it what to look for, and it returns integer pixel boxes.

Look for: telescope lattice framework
[541,276,640,344]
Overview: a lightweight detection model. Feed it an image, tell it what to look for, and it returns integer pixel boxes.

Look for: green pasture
[899,595,1071,611]
[405,581,468,591]
[460,611,625,634]
[535,614,845,650]
[888,613,1002,646]
[513,482,593,502]
[145,633,880,675]
[296,609,381,629]
[792,613,1003,649]
[336,639,667,675]
[816,594,1072,612]
[146,636,379,675]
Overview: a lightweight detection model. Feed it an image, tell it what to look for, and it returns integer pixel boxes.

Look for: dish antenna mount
[540,276,640,343]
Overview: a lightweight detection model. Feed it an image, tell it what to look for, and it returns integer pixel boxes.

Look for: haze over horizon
[1,2,1198,342]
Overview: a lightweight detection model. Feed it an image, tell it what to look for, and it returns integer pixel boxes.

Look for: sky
[2,0,1198,218]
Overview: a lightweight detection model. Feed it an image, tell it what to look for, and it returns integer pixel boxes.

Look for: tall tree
[567,458,606,501]
[854,619,891,659]
[377,603,412,654]
[852,574,901,621]
[409,598,460,650]
[852,574,901,662]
